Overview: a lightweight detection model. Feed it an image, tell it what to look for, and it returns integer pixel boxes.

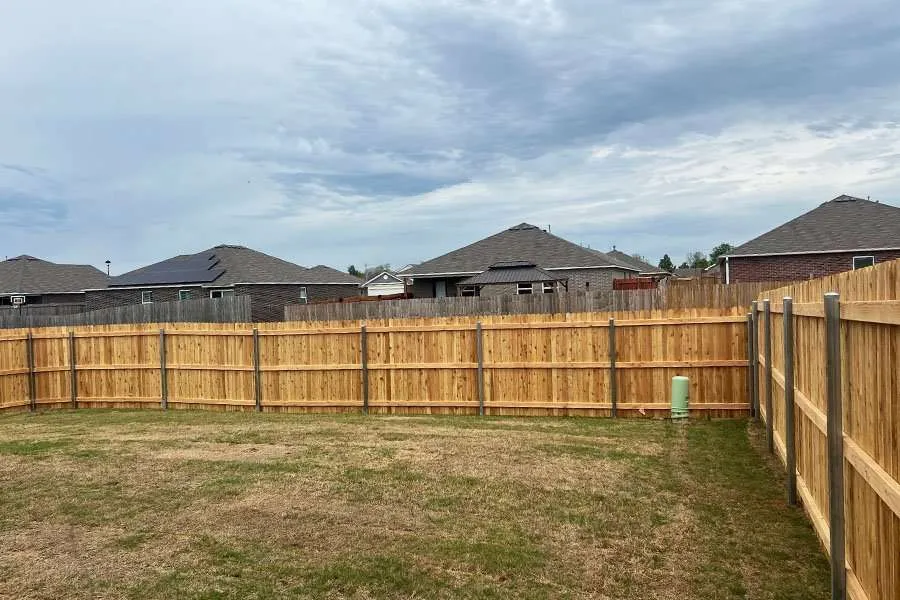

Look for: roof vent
[832,195,862,203]
[508,223,539,231]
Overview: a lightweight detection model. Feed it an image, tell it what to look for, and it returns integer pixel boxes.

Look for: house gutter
[725,256,730,284]
[725,246,900,259]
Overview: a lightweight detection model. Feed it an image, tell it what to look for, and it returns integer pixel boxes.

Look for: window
[460,285,479,297]
[178,290,192,301]
[517,283,533,295]
[299,287,308,304]
[141,291,153,304]
[209,289,235,299]
[543,282,555,294]
[852,256,875,270]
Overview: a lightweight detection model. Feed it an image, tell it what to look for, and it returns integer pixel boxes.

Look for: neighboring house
[84,245,360,321]
[460,261,568,295]
[606,249,671,278]
[671,267,717,281]
[0,255,108,308]
[403,223,638,297]
[361,271,406,296]
[719,195,900,283]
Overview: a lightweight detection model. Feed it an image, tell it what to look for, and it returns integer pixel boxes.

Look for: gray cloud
[0,0,899,272]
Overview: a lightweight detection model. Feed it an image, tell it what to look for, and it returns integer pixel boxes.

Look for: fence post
[26,332,35,412]
[360,325,369,415]
[746,312,755,417]
[253,328,262,412]
[69,331,77,409]
[824,292,846,600]
[159,329,168,410]
[475,322,485,416]
[763,299,774,453]
[783,297,797,506]
[609,318,617,418]
[750,300,759,419]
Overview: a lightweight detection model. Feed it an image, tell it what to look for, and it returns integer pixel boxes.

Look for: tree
[364,264,392,279]
[347,265,363,278]
[686,251,710,269]
[631,253,650,264]
[658,254,675,272]
[709,243,734,262]
[678,261,689,269]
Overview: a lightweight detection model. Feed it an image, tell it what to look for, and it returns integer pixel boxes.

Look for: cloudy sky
[2,0,899,274]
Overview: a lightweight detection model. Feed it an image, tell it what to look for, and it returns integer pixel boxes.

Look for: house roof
[728,195,900,257]
[460,261,566,285]
[110,245,358,287]
[405,223,637,277]
[672,267,711,279]
[362,271,403,287]
[605,249,670,274]
[302,265,362,285]
[0,255,109,295]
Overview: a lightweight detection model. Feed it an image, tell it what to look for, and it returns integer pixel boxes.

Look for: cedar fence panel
[755,258,900,600]
[0,308,749,417]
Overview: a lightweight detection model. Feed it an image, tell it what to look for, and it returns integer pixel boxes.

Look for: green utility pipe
[671,376,690,419]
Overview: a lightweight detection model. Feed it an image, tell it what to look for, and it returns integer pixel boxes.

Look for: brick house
[403,223,638,297]
[720,195,900,283]
[0,255,108,308]
[85,245,360,321]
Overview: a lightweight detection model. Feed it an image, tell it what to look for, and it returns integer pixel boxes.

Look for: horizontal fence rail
[0,309,749,417]
[754,258,900,600]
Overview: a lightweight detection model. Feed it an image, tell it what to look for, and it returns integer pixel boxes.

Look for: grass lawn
[0,410,828,599]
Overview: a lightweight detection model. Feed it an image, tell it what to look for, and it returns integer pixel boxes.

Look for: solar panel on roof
[111,253,226,286]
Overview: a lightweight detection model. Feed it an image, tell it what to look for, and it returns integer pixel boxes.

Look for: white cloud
[0,0,899,272]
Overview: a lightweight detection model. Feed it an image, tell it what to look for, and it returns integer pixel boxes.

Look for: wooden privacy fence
[286,282,793,322]
[752,259,900,600]
[0,308,749,417]
[0,295,251,329]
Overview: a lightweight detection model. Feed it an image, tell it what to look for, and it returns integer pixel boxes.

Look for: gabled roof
[109,245,357,287]
[0,256,109,295]
[405,223,637,276]
[362,271,403,287]
[302,265,361,285]
[672,267,711,279]
[605,249,670,274]
[461,261,565,285]
[728,195,900,257]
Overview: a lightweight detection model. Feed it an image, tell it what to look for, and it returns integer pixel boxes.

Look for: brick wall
[409,269,628,298]
[236,284,359,322]
[726,251,900,282]
[85,286,204,311]
[41,293,86,305]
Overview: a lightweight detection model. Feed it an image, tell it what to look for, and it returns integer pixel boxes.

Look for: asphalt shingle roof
[730,195,900,256]
[460,262,565,285]
[406,223,637,276]
[605,249,669,274]
[110,245,358,287]
[302,265,362,284]
[0,256,109,294]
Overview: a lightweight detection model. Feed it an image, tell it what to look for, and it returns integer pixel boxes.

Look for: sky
[2,0,900,275]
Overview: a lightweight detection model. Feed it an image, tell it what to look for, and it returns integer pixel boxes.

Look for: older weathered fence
[0,296,250,329]
[0,307,748,417]
[286,282,791,321]
[754,259,900,600]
